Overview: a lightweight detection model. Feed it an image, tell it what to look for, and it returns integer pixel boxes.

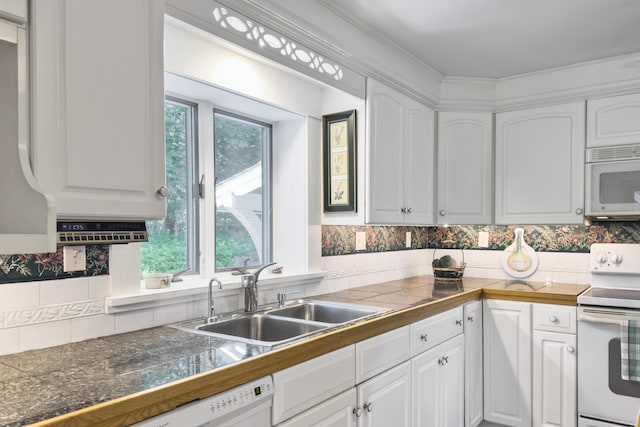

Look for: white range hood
[0,17,56,255]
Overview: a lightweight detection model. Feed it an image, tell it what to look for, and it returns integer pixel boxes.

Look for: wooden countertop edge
[28,285,582,427]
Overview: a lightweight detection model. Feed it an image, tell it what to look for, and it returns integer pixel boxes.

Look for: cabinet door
[356,325,410,384]
[412,344,440,427]
[413,334,464,427]
[32,0,166,219]
[440,334,465,427]
[437,112,493,224]
[404,98,434,225]
[358,361,412,427]
[495,102,585,224]
[464,301,483,427]
[483,299,532,427]
[532,331,576,427]
[273,346,356,424]
[587,92,640,147]
[277,388,357,427]
[366,78,405,224]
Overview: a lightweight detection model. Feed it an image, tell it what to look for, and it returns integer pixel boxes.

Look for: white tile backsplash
[0,281,40,311]
[115,309,154,334]
[153,303,187,326]
[19,320,71,352]
[88,276,110,299]
[40,277,89,305]
[0,248,591,356]
[70,314,115,342]
[0,327,19,356]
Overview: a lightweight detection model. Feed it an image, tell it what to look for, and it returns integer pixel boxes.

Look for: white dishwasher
[131,376,273,427]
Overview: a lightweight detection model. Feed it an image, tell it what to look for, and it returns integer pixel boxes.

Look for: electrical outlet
[478,231,489,248]
[355,232,366,251]
[63,245,86,272]
[406,231,411,248]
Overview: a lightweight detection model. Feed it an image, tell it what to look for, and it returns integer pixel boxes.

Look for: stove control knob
[609,251,623,265]
[595,252,608,265]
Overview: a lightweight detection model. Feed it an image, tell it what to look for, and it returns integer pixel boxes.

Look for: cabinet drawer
[533,303,576,333]
[356,325,410,384]
[277,388,356,427]
[411,306,463,356]
[272,346,356,425]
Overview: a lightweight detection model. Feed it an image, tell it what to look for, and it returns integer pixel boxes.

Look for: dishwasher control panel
[131,376,273,427]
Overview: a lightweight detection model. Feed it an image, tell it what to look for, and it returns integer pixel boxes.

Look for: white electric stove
[578,243,640,427]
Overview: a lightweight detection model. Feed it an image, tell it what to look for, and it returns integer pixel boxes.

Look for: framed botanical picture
[322,109,357,212]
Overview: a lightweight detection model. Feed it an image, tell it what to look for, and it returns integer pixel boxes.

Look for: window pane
[141,99,197,275]
[214,111,271,270]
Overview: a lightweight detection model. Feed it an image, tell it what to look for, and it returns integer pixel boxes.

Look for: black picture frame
[322,109,357,212]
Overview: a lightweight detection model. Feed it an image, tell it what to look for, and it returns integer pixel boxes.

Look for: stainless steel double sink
[171,300,385,348]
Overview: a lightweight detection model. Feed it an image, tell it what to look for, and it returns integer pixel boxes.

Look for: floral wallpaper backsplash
[321,222,640,256]
[0,245,109,284]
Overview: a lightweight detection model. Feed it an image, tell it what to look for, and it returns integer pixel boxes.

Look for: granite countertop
[0,275,589,427]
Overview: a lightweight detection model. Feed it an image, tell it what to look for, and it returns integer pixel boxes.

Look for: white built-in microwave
[586,144,640,219]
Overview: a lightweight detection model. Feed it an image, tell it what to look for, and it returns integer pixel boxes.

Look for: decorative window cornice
[212,5,344,81]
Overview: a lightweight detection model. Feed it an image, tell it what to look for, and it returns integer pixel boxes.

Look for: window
[214,110,272,270]
[141,100,272,275]
[141,99,198,275]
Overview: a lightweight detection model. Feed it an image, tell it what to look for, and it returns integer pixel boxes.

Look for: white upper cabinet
[587,92,640,148]
[31,0,166,220]
[437,111,493,224]
[366,78,434,224]
[495,102,585,224]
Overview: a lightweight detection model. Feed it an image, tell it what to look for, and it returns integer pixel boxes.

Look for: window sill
[105,271,326,314]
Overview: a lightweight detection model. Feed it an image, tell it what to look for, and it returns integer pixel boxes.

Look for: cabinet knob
[549,315,558,323]
[156,186,170,198]
[567,346,575,353]
[364,402,373,413]
[456,319,462,326]
[467,315,474,322]
[353,407,362,417]
[439,210,447,216]
[420,334,428,342]
[406,207,412,214]
[576,208,583,215]
[400,207,406,214]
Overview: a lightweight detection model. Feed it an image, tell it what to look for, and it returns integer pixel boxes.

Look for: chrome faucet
[207,278,222,323]
[241,262,276,312]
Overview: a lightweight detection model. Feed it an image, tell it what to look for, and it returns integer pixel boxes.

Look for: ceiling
[318,0,640,78]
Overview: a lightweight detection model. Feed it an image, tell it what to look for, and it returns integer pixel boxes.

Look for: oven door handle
[579,307,640,324]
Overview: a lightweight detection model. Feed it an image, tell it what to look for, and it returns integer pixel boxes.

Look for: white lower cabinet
[532,304,577,427]
[464,301,483,427]
[413,334,464,427]
[483,299,532,427]
[272,346,356,425]
[357,361,412,427]
[277,389,357,427]
[484,300,578,427]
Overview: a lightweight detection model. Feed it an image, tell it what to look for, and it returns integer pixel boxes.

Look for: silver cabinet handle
[456,319,462,326]
[467,315,474,322]
[156,186,170,198]
[439,210,447,216]
[353,407,362,417]
[420,334,428,342]
[400,207,406,214]
[549,315,558,323]
[364,402,373,413]
[567,346,575,353]
[576,208,583,215]
[407,208,412,214]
